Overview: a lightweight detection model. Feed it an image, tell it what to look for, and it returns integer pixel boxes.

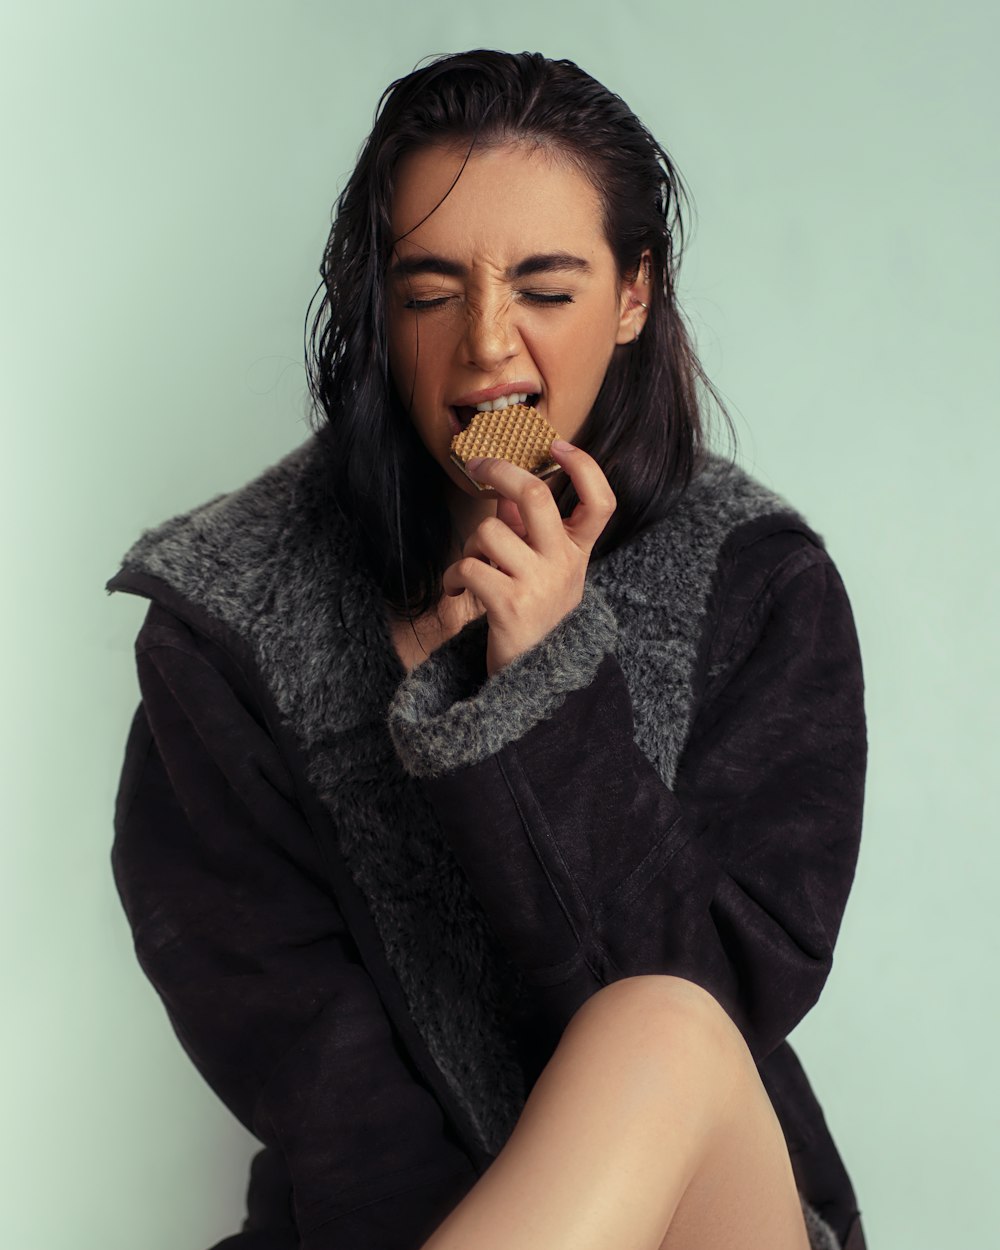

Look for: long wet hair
[305,49,737,619]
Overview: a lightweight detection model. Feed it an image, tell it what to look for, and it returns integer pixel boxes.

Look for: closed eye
[402,296,451,310]
[402,291,575,312]
[520,292,574,305]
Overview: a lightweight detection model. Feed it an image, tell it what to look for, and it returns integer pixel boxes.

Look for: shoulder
[591,450,857,695]
[592,450,834,617]
[682,456,856,694]
[657,449,832,571]
[131,600,281,739]
[702,522,852,695]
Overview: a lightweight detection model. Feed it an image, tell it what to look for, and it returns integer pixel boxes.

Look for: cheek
[560,292,619,342]
[387,313,451,392]
[551,305,620,378]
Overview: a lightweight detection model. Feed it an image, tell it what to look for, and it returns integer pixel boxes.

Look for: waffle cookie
[450,403,561,492]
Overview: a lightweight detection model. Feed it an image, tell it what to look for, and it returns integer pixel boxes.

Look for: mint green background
[3,3,996,1248]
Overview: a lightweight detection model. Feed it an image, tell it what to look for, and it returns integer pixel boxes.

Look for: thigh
[657,1028,810,1250]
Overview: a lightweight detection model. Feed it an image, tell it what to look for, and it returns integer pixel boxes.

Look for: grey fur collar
[108,434,816,1164]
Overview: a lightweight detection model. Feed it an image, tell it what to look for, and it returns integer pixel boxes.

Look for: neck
[443,479,497,562]
[385,482,495,625]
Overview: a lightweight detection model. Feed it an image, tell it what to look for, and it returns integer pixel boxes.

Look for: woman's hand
[443,442,617,677]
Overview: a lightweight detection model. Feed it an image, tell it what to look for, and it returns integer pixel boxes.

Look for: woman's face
[386,142,645,500]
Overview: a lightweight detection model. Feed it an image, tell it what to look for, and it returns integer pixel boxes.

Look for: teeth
[474,392,531,412]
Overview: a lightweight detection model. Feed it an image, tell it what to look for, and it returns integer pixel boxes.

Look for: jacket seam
[495,748,588,945]
[706,544,831,693]
[496,747,616,987]
[699,520,814,675]
[597,809,686,919]
[136,635,261,693]
[135,638,304,812]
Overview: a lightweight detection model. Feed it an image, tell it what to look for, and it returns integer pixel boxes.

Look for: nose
[462,300,519,373]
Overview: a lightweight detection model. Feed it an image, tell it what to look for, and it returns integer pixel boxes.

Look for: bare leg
[419,975,810,1250]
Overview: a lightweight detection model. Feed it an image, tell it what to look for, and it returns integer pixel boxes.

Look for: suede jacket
[106,436,869,1250]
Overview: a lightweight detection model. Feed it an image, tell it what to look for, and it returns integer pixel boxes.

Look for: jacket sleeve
[111,605,478,1250]
[386,532,867,1067]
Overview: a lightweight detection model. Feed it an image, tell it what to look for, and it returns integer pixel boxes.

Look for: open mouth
[451,392,542,432]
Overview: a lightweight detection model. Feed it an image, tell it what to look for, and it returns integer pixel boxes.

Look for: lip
[450,380,541,407]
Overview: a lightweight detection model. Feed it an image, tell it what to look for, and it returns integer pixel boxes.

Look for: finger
[542,442,617,555]
[442,551,509,603]
[495,495,529,541]
[464,458,565,555]
[462,514,534,580]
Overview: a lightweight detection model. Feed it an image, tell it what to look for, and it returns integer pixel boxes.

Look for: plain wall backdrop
[3,2,997,1248]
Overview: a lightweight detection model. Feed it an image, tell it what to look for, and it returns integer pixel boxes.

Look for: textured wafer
[450,403,561,491]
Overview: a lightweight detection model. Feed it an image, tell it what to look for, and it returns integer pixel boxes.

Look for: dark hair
[305,49,737,619]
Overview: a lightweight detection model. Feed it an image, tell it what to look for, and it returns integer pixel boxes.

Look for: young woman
[108,50,868,1250]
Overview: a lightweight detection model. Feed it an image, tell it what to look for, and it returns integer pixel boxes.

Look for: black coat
[107,438,869,1250]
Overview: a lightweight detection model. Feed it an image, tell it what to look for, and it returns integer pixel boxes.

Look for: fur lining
[388,580,619,777]
[801,1199,843,1250]
[107,435,818,1168]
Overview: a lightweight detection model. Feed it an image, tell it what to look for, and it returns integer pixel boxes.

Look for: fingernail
[465,457,484,472]
[551,439,574,454]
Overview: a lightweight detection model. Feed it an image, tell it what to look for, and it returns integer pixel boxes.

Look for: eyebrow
[389,251,593,280]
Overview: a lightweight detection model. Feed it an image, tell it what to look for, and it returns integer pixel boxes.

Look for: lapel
[106,434,812,1157]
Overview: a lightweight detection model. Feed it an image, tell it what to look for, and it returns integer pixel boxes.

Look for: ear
[615,248,652,346]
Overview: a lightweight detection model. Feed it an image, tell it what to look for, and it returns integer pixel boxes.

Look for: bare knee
[571,974,741,1045]
[565,975,751,1105]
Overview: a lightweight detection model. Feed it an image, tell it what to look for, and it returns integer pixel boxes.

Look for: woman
[107,50,868,1250]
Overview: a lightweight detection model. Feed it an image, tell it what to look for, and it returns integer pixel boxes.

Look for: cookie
[450,403,561,492]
